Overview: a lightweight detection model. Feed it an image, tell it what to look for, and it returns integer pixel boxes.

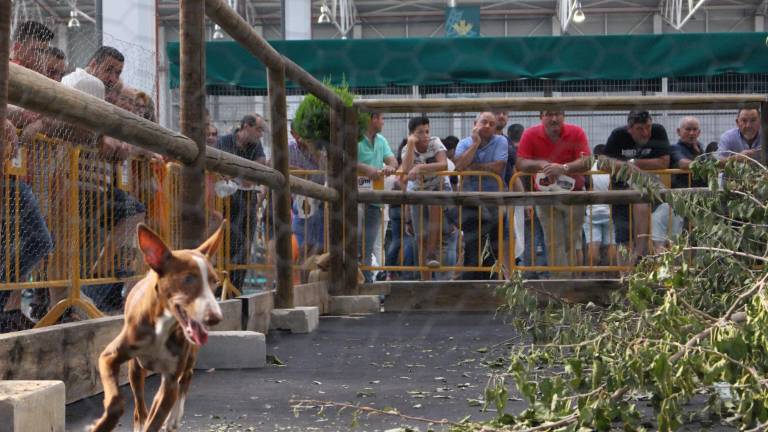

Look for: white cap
[61,68,105,100]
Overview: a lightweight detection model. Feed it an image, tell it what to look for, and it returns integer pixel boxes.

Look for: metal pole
[179,0,207,248]
[268,64,293,308]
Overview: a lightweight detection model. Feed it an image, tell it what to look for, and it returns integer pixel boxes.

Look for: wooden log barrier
[354,95,767,114]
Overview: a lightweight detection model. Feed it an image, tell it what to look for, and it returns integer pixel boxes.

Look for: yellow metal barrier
[0,128,705,331]
[508,168,694,275]
[0,132,183,328]
[361,170,506,280]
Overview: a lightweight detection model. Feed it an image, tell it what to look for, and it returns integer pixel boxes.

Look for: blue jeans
[358,204,383,283]
[434,227,458,281]
[460,206,501,280]
[0,179,54,310]
[384,205,416,280]
[521,209,548,277]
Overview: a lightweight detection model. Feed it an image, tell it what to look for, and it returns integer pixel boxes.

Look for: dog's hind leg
[128,359,148,431]
[89,341,128,432]
[144,373,179,432]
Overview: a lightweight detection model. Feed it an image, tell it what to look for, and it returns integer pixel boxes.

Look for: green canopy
[167,33,768,89]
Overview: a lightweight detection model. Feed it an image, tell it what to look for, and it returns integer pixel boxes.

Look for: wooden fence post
[267,65,293,308]
[328,109,344,294]
[179,0,207,248]
[342,106,359,294]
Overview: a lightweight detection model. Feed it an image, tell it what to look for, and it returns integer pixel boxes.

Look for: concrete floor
[66,311,518,431]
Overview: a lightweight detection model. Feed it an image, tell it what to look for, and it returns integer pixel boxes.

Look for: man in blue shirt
[454,112,508,280]
[717,108,763,162]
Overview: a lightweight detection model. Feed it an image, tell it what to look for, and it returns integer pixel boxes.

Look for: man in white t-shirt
[400,116,450,272]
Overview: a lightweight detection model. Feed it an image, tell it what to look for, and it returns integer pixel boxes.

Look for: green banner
[167,33,768,89]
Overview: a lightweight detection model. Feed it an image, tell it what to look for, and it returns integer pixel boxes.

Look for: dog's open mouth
[174,304,209,346]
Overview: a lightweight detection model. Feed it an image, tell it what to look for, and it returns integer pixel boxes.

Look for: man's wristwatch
[562,163,569,173]
[628,158,636,166]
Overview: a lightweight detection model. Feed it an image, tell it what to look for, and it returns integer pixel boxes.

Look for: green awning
[167,33,768,89]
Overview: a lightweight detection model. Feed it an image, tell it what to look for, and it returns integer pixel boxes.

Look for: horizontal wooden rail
[356,187,710,206]
[354,95,768,113]
[204,0,345,111]
[8,63,338,202]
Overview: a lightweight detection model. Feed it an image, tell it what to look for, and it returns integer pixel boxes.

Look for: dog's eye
[183,274,198,285]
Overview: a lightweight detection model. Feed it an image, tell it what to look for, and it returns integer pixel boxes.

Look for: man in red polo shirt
[516,110,591,275]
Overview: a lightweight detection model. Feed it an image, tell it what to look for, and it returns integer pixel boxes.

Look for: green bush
[292,81,369,145]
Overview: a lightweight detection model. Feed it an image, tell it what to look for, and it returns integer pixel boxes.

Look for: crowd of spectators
[1,21,763,332]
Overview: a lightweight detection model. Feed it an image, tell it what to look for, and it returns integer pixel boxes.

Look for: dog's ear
[198,220,227,257]
[137,224,171,274]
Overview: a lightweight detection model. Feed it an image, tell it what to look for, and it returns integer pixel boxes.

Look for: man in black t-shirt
[600,110,670,260]
[216,114,267,290]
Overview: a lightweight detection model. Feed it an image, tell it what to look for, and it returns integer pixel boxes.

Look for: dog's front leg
[89,340,129,432]
[128,359,148,431]
[165,351,196,431]
[143,373,179,432]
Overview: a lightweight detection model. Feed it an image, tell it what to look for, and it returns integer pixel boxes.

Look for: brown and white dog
[89,222,225,432]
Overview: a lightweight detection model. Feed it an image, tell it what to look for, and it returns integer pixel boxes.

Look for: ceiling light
[68,10,80,29]
[318,4,332,24]
[572,4,586,23]
[212,24,225,40]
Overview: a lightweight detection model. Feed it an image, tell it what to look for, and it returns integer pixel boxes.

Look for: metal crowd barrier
[0,130,703,329]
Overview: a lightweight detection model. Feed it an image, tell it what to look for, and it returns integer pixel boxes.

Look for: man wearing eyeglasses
[600,110,671,261]
[217,114,267,290]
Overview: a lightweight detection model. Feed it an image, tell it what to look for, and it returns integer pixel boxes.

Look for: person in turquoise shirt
[358,112,398,283]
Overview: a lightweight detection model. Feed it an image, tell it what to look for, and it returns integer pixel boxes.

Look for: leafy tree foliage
[462,155,768,431]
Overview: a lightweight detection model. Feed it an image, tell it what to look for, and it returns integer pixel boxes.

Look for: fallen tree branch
[289,399,463,427]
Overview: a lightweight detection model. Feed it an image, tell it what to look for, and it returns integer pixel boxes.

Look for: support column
[102,0,157,92]
[179,0,207,248]
[268,65,293,308]
[284,0,311,40]
[342,107,359,294]
[0,0,10,178]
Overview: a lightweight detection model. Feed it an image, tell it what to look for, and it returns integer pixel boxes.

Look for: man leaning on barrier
[216,114,268,291]
[289,126,326,258]
[717,108,763,163]
[0,121,54,332]
[357,112,398,283]
[516,110,591,276]
[7,21,55,129]
[454,112,507,280]
[651,116,706,252]
[600,110,671,262]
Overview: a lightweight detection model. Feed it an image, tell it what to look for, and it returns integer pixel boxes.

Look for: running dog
[89,222,225,432]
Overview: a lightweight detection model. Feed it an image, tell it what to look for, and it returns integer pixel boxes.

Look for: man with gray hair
[454,112,508,280]
[651,116,706,251]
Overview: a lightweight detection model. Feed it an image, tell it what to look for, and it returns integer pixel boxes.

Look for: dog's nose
[205,309,222,326]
